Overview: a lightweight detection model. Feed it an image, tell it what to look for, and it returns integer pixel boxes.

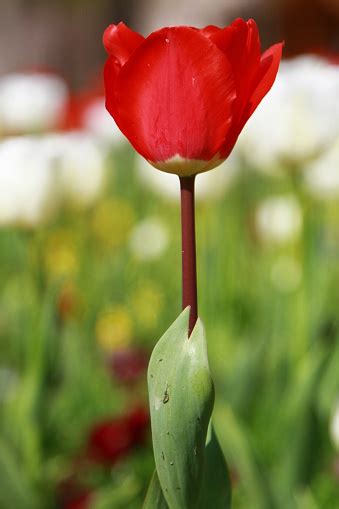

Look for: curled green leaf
[147,308,214,509]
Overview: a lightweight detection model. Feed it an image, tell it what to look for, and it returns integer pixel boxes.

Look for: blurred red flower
[86,406,149,465]
[107,347,149,384]
[103,19,282,176]
[62,91,100,131]
[57,478,93,509]
[63,492,92,509]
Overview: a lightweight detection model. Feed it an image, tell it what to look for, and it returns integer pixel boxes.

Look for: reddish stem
[179,175,198,336]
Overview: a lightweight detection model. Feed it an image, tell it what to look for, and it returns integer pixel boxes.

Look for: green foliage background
[0,146,338,508]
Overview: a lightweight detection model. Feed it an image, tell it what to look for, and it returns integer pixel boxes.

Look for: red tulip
[86,406,149,465]
[62,492,92,509]
[107,347,149,384]
[57,478,93,509]
[103,19,282,176]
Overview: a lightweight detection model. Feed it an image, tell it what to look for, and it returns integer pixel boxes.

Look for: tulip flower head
[103,19,282,176]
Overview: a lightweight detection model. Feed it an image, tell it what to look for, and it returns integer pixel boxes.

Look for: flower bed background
[0,1,339,508]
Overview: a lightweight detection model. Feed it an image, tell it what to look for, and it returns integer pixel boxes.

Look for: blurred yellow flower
[96,305,133,351]
[44,230,78,278]
[131,281,163,331]
[91,199,135,248]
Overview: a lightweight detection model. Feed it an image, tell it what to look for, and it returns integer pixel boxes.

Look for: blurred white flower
[237,56,339,173]
[330,400,339,451]
[0,133,107,228]
[129,217,169,260]
[42,132,108,207]
[82,96,126,147]
[0,136,58,227]
[135,153,238,202]
[255,195,303,244]
[303,138,339,199]
[0,73,68,133]
[270,256,302,293]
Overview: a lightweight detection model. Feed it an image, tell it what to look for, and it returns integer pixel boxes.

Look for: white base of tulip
[149,153,224,177]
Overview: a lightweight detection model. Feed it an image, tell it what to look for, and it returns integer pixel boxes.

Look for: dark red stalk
[179,175,198,336]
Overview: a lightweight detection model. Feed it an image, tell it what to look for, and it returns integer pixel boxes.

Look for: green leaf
[0,438,39,509]
[142,471,168,509]
[92,475,140,509]
[198,423,232,508]
[214,404,275,509]
[147,308,214,509]
[144,425,232,509]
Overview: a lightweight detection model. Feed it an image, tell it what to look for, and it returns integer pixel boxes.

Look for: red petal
[103,22,144,66]
[201,19,261,76]
[202,19,261,123]
[205,22,282,159]
[248,42,284,117]
[104,56,121,122]
[114,26,236,163]
[199,25,220,38]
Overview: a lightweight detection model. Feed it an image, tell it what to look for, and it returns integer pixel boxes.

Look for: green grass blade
[143,471,169,509]
[198,423,232,508]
